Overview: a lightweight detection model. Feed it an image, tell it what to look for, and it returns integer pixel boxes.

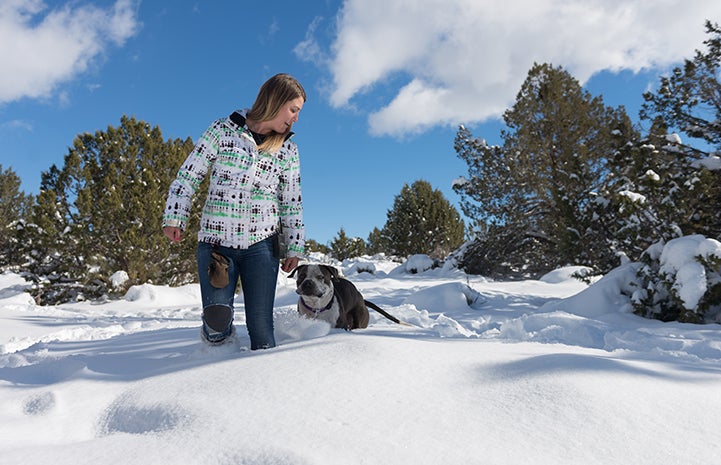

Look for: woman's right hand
[163,226,182,242]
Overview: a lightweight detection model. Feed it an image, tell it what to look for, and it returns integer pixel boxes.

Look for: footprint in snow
[98,394,191,435]
[23,391,56,415]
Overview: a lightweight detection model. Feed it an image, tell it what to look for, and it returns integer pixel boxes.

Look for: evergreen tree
[587,21,721,322]
[23,116,199,303]
[454,63,636,276]
[330,228,366,260]
[640,20,721,239]
[18,166,87,303]
[0,165,33,268]
[381,180,465,259]
[582,118,689,271]
[641,21,721,148]
[304,238,331,255]
[365,227,386,255]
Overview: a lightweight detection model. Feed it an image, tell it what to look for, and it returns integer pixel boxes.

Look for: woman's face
[268,97,304,134]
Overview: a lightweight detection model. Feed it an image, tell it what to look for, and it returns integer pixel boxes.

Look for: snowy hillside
[1,252,720,465]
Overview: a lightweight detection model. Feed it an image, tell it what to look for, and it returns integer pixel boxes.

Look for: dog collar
[299,296,334,314]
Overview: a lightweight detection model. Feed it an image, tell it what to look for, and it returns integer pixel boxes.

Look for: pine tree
[23,116,199,303]
[583,118,690,270]
[365,227,386,255]
[381,180,465,259]
[640,20,721,239]
[454,63,637,276]
[18,166,85,303]
[67,116,199,286]
[610,21,721,323]
[0,165,33,268]
[641,21,721,148]
[304,238,331,255]
[330,228,366,260]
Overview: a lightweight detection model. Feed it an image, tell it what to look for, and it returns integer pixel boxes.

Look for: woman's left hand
[281,256,299,273]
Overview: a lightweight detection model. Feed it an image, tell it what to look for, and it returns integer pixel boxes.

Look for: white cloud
[302,0,721,137]
[0,119,33,132]
[259,18,280,46]
[0,0,140,104]
[293,16,327,67]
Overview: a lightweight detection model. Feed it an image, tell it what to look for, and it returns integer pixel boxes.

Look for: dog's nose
[299,280,314,292]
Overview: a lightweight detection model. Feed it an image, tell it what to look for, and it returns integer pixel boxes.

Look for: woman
[162,73,306,349]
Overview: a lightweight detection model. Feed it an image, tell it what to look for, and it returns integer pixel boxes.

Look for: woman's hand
[281,256,299,273]
[163,226,182,242]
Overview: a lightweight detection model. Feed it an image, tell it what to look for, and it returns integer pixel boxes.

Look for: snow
[665,133,683,144]
[619,190,646,204]
[109,270,130,290]
[659,235,721,310]
[694,154,721,171]
[644,169,661,181]
[1,252,721,465]
[451,176,469,188]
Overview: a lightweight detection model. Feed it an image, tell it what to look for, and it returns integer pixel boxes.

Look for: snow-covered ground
[1,252,720,465]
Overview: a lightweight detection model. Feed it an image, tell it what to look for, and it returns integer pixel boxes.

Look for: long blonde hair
[246,73,306,153]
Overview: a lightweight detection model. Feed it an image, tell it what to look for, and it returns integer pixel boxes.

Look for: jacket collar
[229,110,294,144]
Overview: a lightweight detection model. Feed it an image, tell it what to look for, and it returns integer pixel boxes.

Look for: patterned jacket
[163,109,305,256]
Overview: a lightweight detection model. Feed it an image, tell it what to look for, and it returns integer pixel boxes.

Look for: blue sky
[1,1,719,245]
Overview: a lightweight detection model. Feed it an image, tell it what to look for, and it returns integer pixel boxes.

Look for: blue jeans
[196,237,279,350]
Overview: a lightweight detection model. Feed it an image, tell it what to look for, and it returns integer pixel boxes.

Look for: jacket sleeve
[278,140,306,257]
[162,121,220,230]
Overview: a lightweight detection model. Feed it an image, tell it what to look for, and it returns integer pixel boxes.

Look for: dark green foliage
[304,238,331,255]
[330,228,366,261]
[19,116,199,303]
[453,223,551,279]
[380,180,465,259]
[365,227,386,255]
[452,23,721,323]
[0,165,34,268]
[641,21,721,148]
[640,20,721,240]
[454,63,636,277]
[632,238,721,323]
[581,125,667,267]
[585,22,721,278]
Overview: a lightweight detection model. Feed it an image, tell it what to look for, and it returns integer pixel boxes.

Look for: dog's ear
[288,264,305,278]
[320,265,339,280]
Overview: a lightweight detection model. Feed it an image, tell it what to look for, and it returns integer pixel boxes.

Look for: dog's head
[289,264,339,298]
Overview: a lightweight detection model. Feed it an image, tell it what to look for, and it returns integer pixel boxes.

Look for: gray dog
[289,264,405,330]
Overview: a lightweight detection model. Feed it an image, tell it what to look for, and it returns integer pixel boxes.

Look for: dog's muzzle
[297,279,323,297]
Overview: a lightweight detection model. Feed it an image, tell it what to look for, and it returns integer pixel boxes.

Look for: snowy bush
[345,260,376,275]
[632,235,721,323]
[110,271,130,290]
[404,254,437,274]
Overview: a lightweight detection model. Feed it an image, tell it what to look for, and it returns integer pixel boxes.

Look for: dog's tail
[364,300,416,327]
